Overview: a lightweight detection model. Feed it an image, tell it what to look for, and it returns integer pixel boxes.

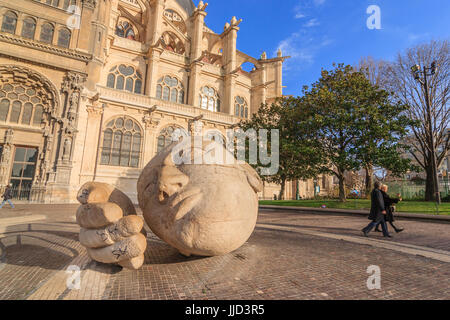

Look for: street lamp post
[411,62,441,205]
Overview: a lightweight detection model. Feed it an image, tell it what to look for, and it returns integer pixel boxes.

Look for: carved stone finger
[76,202,123,229]
[86,233,147,264]
[79,216,145,249]
[118,254,145,270]
[77,182,136,216]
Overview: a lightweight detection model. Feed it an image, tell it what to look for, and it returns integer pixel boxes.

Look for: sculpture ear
[241,162,263,193]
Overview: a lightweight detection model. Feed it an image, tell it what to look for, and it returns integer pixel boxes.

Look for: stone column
[224,73,238,115]
[188,61,203,108]
[79,102,104,183]
[145,47,163,97]
[150,0,165,44]
[222,17,241,114]
[15,13,24,37]
[142,112,161,164]
[187,2,207,107]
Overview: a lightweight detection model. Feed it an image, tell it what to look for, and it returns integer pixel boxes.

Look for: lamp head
[411,64,421,73]
[431,61,438,75]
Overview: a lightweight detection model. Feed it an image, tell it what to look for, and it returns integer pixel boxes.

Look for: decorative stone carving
[86,105,104,117]
[159,31,186,55]
[0,129,13,186]
[143,115,160,130]
[164,9,187,34]
[62,138,72,162]
[0,65,60,116]
[200,51,222,67]
[82,0,97,10]
[188,116,204,135]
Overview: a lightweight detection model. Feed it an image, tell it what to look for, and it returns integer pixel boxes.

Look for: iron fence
[0,185,46,203]
[385,180,450,201]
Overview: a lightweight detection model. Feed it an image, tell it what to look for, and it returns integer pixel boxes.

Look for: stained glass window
[234,96,249,118]
[57,28,71,48]
[1,11,18,34]
[21,17,36,39]
[199,87,220,112]
[40,23,54,44]
[115,19,137,40]
[101,116,142,167]
[0,83,46,126]
[156,76,184,104]
[107,65,143,94]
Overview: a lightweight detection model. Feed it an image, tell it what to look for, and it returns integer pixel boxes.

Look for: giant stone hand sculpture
[76,140,263,269]
[76,183,147,270]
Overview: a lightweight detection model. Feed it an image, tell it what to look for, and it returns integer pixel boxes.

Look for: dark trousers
[376,220,400,232]
[363,216,389,236]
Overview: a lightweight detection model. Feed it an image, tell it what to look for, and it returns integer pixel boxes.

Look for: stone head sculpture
[137,140,263,257]
[76,138,262,269]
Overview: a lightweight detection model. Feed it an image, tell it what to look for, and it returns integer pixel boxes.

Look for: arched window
[101,116,142,167]
[156,76,184,104]
[107,65,143,94]
[199,87,220,112]
[115,19,137,40]
[1,11,18,34]
[0,83,45,126]
[157,126,185,153]
[21,17,36,39]
[57,28,71,48]
[234,96,249,118]
[40,23,54,44]
[164,9,187,34]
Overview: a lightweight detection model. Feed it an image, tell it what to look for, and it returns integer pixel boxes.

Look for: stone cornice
[0,34,92,63]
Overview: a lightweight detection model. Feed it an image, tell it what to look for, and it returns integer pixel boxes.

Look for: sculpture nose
[158,166,189,204]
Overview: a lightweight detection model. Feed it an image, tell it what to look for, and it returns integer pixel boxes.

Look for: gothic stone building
[0,0,332,203]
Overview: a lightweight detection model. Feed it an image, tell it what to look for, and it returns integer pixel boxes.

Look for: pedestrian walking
[375,184,404,233]
[361,181,392,238]
[0,184,15,209]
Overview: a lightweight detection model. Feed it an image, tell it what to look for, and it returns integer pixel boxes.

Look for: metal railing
[0,185,46,203]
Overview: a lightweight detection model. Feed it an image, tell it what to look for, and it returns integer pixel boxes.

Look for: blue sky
[203,0,450,97]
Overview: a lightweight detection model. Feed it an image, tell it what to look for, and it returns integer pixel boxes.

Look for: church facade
[0,0,332,203]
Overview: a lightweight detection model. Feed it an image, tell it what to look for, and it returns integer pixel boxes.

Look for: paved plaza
[0,204,449,300]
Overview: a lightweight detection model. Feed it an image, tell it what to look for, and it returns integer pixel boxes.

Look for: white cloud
[295,12,306,19]
[314,0,326,5]
[275,32,333,71]
[304,18,320,28]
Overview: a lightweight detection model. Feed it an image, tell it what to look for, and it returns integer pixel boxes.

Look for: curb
[259,205,450,222]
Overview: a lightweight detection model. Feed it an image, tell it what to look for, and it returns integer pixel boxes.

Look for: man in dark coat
[362,181,391,238]
[0,184,15,209]
[375,185,404,233]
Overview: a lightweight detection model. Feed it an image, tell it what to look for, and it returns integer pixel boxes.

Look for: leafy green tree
[303,63,414,201]
[239,96,324,200]
[357,57,418,195]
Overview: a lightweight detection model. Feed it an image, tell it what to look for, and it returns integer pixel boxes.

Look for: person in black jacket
[0,184,15,209]
[361,181,392,238]
[375,184,404,233]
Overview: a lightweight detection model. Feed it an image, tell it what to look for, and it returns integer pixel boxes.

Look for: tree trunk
[424,165,435,201]
[365,165,374,198]
[278,179,286,201]
[338,174,346,202]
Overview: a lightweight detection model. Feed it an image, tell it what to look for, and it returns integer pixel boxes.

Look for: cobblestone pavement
[0,205,449,300]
